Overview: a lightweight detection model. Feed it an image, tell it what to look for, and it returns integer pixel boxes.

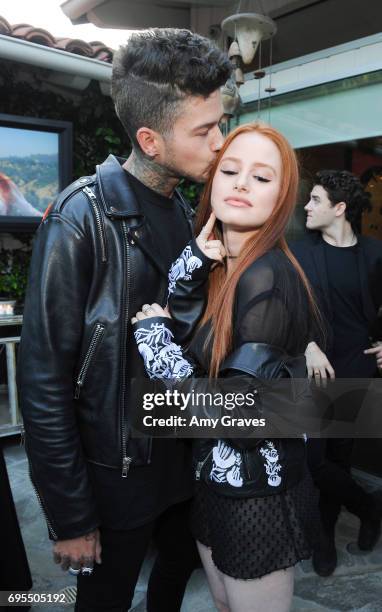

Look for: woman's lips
[224,197,252,208]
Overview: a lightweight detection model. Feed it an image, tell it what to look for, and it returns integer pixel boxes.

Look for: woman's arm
[167,213,225,343]
[132,253,310,449]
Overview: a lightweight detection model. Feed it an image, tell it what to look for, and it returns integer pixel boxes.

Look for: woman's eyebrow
[221,157,276,174]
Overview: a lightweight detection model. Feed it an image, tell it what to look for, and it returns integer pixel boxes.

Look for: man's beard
[161,155,211,185]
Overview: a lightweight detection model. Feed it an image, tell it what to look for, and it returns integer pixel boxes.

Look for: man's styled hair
[315,170,372,231]
[111,28,232,149]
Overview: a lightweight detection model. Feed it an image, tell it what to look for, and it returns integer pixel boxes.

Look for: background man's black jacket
[289,232,382,352]
[17,155,193,540]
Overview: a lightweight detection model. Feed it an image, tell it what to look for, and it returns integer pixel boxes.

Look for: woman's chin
[215,211,261,231]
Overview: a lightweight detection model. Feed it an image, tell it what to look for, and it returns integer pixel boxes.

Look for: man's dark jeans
[75,499,199,612]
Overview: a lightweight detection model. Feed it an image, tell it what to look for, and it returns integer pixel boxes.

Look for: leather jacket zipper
[243,450,251,480]
[83,186,107,263]
[29,463,58,540]
[75,324,105,399]
[121,222,133,477]
[195,448,213,481]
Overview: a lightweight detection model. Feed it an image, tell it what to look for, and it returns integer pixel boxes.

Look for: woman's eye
[254,175,271,183]
[220,169,237,175]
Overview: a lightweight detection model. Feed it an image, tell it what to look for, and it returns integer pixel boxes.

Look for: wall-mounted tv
[0,113,72,232]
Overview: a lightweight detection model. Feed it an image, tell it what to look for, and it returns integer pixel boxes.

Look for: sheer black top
[189,248,312,372]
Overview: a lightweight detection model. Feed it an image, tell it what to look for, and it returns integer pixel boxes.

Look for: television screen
[0,126,59,218]
[0,114,72,231]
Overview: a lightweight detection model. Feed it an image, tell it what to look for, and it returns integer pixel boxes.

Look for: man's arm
[18,210,100,545]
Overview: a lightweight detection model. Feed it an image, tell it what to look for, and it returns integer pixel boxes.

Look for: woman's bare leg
[222,566,295,612]
[197,540,294,612]
[196,541,229,612]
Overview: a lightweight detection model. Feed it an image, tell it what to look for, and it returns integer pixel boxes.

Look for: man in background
[291,169,382,576]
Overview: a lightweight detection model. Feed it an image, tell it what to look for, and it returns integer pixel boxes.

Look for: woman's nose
[234,176,250,191]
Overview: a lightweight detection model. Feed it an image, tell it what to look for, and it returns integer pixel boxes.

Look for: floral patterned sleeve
[167,238,214,344]
[132,240,213,381]
[133,317,194,381]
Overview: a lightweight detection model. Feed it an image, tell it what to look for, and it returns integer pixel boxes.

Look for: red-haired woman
[132,123,320,612]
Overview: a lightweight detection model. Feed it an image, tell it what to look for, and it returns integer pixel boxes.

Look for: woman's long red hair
[196,122,321,377]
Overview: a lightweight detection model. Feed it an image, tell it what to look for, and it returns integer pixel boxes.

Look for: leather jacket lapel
[95,155,194,279]
[128,219,170,278]
[96,155,143,218]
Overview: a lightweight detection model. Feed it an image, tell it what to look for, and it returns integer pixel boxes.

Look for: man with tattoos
[18,29,231,611]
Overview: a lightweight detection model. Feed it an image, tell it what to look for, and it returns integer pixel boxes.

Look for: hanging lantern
[221,12,277,66]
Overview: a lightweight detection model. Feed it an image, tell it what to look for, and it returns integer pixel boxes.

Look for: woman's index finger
[199,212,216,238]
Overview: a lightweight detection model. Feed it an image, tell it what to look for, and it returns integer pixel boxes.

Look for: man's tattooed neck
[123,152,179,198]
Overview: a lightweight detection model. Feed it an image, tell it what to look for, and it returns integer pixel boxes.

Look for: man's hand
[305,341,335,386]
[196,212,226,263]
[131,302,170,325]
[364,342,382,372]
[53,528,102,574]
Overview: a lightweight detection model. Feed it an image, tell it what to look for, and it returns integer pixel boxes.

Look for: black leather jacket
[17,155,194,540]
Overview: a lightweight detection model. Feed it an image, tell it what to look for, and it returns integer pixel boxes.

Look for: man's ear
[335,201,347,217]
[135,127,161,158]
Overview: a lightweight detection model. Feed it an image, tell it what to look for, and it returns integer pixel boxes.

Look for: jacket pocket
[74,323,105,399]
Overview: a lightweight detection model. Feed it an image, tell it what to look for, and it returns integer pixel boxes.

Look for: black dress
[188,249,320,579]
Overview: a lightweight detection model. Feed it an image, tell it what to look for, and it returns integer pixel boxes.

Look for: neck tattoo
[124,151,179,198]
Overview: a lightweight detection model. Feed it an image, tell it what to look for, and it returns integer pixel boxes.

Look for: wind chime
[220,11,277,132]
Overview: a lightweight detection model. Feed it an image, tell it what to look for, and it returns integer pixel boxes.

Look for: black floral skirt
[190,471,320,580]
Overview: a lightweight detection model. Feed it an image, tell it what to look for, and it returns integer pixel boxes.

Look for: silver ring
[81,566,94,576]
[68,567,81,576]
[142,305,152,314]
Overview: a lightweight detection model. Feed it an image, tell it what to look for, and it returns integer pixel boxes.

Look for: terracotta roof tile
[55,37,94,56]
[0,15,12,35]
[12,24,56,47]
[0,14,113,63]
[89,41,113,62]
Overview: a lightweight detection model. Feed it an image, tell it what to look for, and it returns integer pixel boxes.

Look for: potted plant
[0,235,32,314]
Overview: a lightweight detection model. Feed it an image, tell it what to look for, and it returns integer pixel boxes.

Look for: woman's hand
[131,303,170,325]
[305,341,335,386]
[195,212,226,263]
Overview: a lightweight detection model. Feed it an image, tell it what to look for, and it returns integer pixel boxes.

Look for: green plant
[178,179,203,208]
[0,235,33,304]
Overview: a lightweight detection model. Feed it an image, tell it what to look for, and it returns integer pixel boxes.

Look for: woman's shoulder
[237,249,301,299]
[237,249,280,297]
[239,248,290,281]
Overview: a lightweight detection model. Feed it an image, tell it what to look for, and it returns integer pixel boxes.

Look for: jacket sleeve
[167,239,214,344]
[17,211,100,540]
[133,316,195,380]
